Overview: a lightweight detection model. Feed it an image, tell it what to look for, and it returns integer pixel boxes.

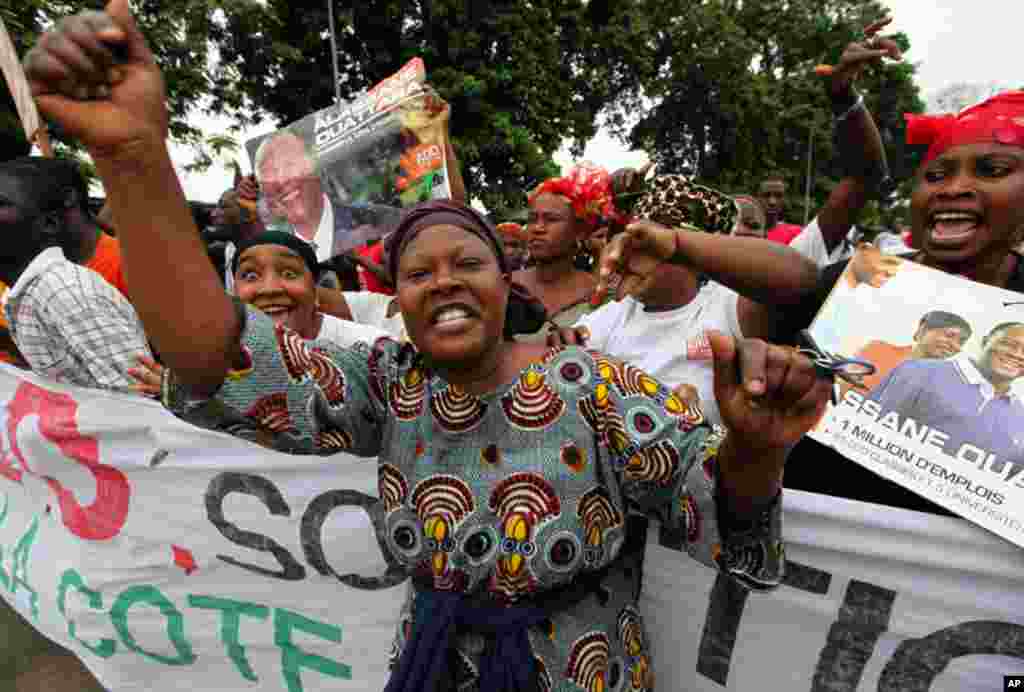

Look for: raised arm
[24,1,239,395]
[667,225,818,306]
[814,18,901,254]
[445,138,468,203]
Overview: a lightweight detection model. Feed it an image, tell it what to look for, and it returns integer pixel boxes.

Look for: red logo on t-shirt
[686,331,713,361]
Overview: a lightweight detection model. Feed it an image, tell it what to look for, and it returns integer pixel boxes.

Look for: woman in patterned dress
[23,4,833,690]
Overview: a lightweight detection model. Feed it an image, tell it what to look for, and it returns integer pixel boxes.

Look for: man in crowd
[868,322,1024,473]
[0,157,152,390]
[846,310,973,395]
[760,175,804,244]
[76,201,130,298]
[204,185,264,281]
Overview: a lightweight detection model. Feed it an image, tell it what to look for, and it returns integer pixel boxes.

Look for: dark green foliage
[2,0,927,220]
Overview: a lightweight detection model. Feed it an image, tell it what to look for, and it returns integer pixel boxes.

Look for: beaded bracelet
[161,296,249,410]
[834,92,866,124]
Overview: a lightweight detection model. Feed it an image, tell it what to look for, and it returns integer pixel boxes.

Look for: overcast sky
[173,0,1020,202]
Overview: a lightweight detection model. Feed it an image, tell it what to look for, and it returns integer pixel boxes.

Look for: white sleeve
[223,242,236,294]
[341,291,382,326]
[574,300,627,353]
[704,284,744,340]
[788,217,830,268]
[315,314,389,349]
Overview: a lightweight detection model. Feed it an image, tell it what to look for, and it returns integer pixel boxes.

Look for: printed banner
[0,367,403,691]
[0,17,41,141]
[806,247,1024,547]
[245,58,452,255]
[1,366,1023,690]
[642,492,1024,692]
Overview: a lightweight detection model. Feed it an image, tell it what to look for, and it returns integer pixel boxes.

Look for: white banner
[643,494,1024,691]
[1,366,1023,691]
[0,366,403,691]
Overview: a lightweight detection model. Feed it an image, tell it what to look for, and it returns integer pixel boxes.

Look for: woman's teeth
[435,308,470,324]
[930,211,980,240]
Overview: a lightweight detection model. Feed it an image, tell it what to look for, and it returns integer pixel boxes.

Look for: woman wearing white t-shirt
[551,223,816,424]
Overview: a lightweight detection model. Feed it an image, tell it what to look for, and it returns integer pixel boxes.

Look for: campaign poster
[245,58,452,255]
[806,246,1024,547]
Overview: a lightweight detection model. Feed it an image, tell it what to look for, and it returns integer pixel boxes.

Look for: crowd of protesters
[4,1,1024,690]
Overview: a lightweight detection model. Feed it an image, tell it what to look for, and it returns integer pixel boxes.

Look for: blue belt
[384,587,546,692]
[385,567,611,692]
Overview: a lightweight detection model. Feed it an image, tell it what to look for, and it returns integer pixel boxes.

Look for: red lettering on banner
[172,545,197,575]
[0,438,23,483]
[6,382,130,540]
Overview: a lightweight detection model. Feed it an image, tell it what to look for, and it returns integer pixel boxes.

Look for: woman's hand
[815,17,903,95]
[127,355,164,398]
[546,325,589,348]
[594,220,678,302]
[709,331,832,512]
[237,174,260,204]
[710,332,831,452]
[23,0,168,159]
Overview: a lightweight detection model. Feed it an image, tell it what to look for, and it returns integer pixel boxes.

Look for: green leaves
[610,0,924,224]
[2,0,926,220]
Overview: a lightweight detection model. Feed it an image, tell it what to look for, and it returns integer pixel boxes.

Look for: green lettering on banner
[273,607,351,691]
[9,516,39,619]
[187,594,269,681]
[0,493,9,590]
[110,585,197,666]
[57,568,116,658]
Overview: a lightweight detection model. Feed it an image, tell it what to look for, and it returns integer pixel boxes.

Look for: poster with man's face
[245,58,452,256]
[808,246,1024,547]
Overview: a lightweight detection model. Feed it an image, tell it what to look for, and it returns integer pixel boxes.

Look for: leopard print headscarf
[631,174,739,235]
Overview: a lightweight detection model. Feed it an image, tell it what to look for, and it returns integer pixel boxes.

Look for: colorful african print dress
[164,306,784,692]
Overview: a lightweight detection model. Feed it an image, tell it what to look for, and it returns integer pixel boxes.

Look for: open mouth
[257,304,293,322]
[928,210,982,245]
[993,353,1024,372]
[429,303,479,332]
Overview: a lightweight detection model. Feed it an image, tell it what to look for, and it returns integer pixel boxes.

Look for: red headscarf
[495,222,527,241]
[528,163,615,231]
[906,91,1024,166]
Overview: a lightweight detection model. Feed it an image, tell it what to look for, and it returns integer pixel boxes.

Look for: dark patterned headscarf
[386,200,508,279]
[232,231,322,280]
[386,200,546,337]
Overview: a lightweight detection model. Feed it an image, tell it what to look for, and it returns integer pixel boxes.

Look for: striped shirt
[3,247,151,389]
